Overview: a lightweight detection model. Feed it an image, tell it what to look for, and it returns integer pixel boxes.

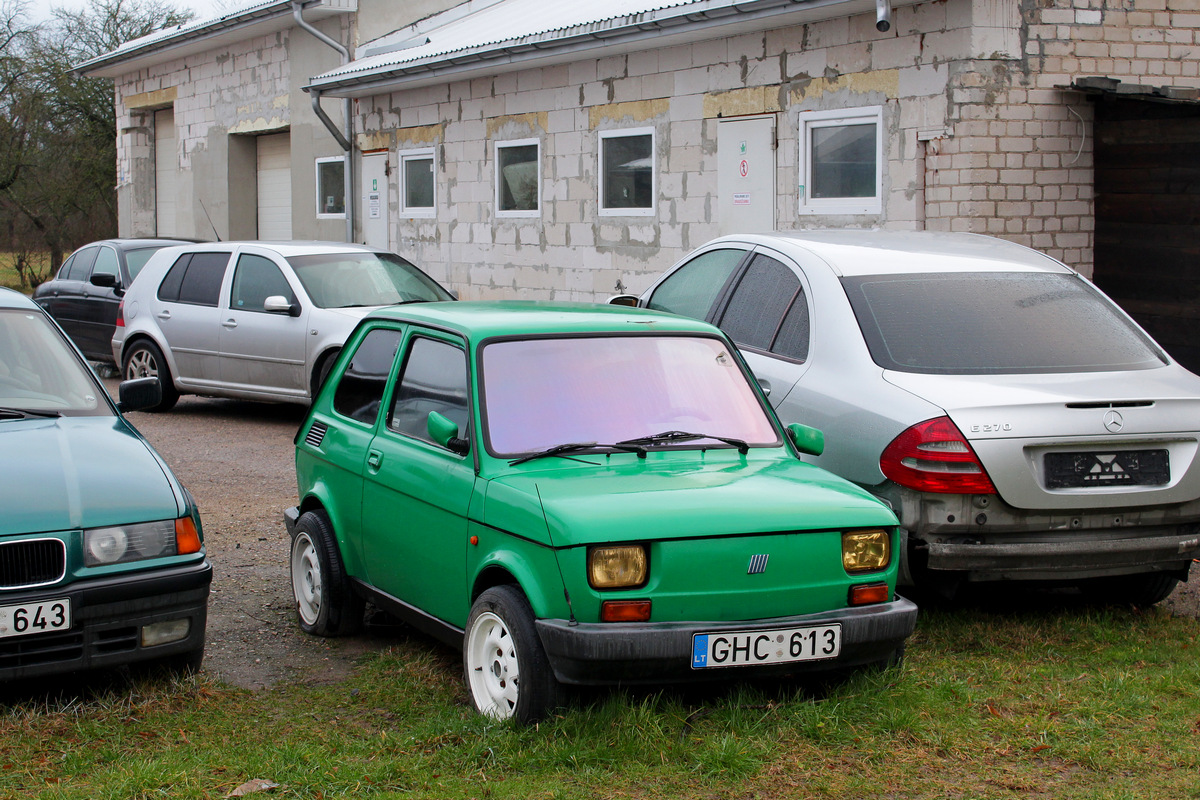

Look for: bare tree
[0,0,192,280]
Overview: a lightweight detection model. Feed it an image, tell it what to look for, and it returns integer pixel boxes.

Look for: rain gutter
[292,0,355,244]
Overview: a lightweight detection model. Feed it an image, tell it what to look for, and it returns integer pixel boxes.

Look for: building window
[399,148,436,218]
[315,156,346,217]
[599,128,655,216]
[798,107,883,215]
[495,139,540,217]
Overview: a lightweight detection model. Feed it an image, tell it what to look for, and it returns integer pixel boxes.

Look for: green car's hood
[481,453,897,547]
[0,417,182,536]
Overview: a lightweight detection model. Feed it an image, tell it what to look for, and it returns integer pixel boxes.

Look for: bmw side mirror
[786,423,825,457]
[427,411,469,455]
[117,376,163,413]
[264,295,301,317]
[608,294,640,308]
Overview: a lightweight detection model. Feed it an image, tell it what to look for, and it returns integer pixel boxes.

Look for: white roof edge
[307,0,918,98]
[76,0,356,78]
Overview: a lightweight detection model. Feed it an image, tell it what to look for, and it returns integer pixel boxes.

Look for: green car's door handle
[367,450,383,470]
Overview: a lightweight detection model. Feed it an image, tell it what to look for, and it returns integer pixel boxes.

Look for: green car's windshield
[0,309,108,416]
[481,334,779,457]
[287,252,453,309]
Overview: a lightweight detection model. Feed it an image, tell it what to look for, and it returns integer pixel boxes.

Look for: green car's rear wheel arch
[289,510,364,636]
[464,585,561,725]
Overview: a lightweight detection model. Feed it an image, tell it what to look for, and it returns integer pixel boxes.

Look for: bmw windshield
[0,309,109,416]
[481,334,779,457]
[287,252,453,309]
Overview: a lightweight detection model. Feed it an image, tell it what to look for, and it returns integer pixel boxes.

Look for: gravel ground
[111,384,409,690]
[109,380,1200,691]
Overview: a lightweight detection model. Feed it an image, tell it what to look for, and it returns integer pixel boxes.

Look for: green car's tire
[289,510,364,636]
[464,585,561,725]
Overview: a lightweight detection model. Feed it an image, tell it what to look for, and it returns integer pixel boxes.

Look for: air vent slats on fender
[304,421,329,448]
[1065,401,1154,409]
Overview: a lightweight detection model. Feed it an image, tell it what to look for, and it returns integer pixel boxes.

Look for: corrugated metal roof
[309,0,882,94]
[76,0,353,77]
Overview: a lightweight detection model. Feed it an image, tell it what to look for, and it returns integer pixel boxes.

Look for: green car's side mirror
[786,423,824,457]
[428,411,469,455]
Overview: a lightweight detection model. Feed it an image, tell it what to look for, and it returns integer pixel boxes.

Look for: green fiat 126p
[286,301,916,723]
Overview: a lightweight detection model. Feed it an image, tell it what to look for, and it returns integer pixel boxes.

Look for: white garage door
[257,133,292,240]
[154,108,177,237]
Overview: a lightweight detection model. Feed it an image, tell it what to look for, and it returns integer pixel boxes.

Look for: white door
[257,133,292,240]
[717,116,776,235]
[361,152,389,249]
[154,109,177,237]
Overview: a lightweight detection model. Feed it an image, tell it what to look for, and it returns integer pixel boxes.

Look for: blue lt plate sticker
[692,634,709,668]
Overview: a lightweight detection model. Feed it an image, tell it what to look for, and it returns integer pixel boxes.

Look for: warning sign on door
[733,193,751,205]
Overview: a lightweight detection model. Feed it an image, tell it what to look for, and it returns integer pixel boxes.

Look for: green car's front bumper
[535,595,917,685]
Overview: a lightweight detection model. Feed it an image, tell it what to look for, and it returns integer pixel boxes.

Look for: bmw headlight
[83,518,199,567]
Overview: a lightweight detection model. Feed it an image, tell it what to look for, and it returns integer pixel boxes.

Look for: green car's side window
[333,327,402,425]
[388,336,469,445]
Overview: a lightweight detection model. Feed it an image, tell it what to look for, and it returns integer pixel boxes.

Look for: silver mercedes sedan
[620,230,1200,604]
[112,241,453,411]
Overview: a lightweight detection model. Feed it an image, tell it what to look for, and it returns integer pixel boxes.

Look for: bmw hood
[482,454,898,547]
[0,417,182,536]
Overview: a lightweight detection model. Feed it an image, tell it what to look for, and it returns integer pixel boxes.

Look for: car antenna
[199,198,222,242]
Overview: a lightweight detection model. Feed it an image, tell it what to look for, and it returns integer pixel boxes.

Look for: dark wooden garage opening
[1091,95,1200,374]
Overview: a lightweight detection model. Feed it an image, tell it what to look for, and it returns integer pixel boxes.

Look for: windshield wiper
[509,441,647,466]
[0,407,62,419]
[617,430,749,454]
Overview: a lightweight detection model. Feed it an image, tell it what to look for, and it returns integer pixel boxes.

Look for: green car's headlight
[83,518,202,567]
[588,545,648,589]
[842,529,891,573]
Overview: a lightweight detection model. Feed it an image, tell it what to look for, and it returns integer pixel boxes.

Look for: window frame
[315,156,347,219]
[798,106,884,216]
[494,138,541,219]
[386,334,471,448]
[398,147,436,219]
[598,127,656,217]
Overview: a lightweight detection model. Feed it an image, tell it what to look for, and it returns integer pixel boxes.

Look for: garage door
[155,108,177,237]
[257,133,292,240]
[1092,97,1200,373]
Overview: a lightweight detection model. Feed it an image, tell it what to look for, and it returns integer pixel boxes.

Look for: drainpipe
[292,1,355,244]
[874,0,893,32]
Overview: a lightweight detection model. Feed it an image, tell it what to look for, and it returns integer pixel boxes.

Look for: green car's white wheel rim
[466,610,521,719]
[291,532,323,628]
[125,347,160,379]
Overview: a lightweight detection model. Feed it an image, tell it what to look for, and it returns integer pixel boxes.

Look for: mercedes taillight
[880,416,996,494]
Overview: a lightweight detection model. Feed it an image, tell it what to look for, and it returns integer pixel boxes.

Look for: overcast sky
[31,0,240,23]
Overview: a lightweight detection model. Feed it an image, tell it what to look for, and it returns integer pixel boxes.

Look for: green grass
[3,605,1199,800]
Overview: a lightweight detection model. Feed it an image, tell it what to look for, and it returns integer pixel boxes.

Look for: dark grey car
[32,239,199,364]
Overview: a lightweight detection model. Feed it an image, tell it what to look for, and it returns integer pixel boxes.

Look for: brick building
[81,0,1200,366]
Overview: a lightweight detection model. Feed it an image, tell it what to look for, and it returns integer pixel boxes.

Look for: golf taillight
[115,300,125,328]
[880,416,996,494]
